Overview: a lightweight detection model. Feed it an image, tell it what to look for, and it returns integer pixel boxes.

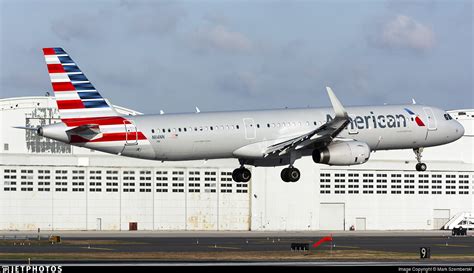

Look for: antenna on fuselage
[160,110,165,115]
[412,98,417,104]
[195,107,201,113]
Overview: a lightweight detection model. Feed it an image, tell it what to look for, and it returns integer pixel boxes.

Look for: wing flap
[264,87,350,156]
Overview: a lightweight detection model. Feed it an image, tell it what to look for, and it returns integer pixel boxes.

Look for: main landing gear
[413,148,427,172]
[232,167,251,183]
[281,166,300,183]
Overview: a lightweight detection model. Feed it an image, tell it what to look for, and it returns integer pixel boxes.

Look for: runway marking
[434,244,470,248]
[80,246,114,251]
[330,245,360,249]
[208,245,242,250]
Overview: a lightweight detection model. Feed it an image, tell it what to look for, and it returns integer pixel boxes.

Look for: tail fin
[42,47,120,121]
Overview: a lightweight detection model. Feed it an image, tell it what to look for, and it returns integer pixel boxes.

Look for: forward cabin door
[243,118,256,140]
[423,107,437,131]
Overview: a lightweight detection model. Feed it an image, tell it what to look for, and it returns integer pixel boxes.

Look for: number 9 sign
[420,247,431,259]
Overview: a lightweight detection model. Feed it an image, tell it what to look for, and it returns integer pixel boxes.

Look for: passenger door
[124,121,138,145]
[423,107,437,131]
[243,118,256,140]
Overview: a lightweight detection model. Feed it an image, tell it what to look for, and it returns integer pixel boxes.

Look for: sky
[0,0,472,114]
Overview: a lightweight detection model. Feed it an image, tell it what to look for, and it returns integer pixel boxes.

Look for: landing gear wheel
[416,163,427,172]
[281,168,290,182]
[281,167,300,182]
[232,168,251,183]
[232,169,242,182]
[240,168,251,183]
[288,168,300,182]
[413,148,427,172]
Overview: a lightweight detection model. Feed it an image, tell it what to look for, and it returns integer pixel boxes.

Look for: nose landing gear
[413,148,427,172]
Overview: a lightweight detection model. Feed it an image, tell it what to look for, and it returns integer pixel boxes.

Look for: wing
[264,87,350,157]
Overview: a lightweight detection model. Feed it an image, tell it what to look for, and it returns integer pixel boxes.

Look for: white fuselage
[74,104,463,166]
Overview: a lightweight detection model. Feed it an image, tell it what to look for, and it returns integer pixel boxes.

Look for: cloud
[371,14,435,51]
[216,71,260,96]
[192,25,253,53]
[50,2,184,41]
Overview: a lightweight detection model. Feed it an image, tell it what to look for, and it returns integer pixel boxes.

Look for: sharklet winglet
[326,86,348,118]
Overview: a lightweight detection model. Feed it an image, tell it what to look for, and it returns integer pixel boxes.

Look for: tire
[232,169,242,182]
[288,168,300,182]
[281,168,290,182]
[416,163,427,172]
[240,168,251,183]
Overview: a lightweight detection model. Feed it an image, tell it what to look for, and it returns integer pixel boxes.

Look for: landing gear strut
[232,164,251,183]
[281,167,300,182]
[413,148,427,172]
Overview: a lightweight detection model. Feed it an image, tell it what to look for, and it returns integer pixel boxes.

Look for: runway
[0,231,472,264]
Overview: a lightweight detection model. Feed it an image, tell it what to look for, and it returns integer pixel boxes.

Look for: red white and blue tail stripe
[43,47,119,120]
[43,48,148,145]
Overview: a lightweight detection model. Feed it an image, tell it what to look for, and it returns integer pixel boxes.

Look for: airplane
[16,48,465,183]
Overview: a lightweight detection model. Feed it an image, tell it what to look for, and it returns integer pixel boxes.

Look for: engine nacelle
[312,141,371,166]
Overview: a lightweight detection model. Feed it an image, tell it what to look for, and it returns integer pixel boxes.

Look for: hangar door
[433,209,450,230]
[320,203,345,230]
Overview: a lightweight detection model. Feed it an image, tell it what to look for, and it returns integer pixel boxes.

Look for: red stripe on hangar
[56,100,85,109]
[70,132,147,143]
[62,117,131,127]
[52,82,75,91]
[47,64,65,73]
[43,48,56,55]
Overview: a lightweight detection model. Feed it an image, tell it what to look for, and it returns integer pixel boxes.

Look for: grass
[0,250,473,261]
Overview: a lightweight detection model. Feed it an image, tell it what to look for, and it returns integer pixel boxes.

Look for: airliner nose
[455,121,464,140]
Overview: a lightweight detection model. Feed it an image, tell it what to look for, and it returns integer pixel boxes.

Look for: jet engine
[312,141,371,166]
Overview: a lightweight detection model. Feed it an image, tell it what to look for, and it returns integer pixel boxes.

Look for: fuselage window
[184,128,187,132]
[178,128,182,132]
[194,127,198,131]
[163,128,166,133]
[267,123,270,128]
[168,129,171,133]
[236,125,239,129]
[257,124,260,128]
[210,126,213,130]
[314,121,317,125]
[151,129,155,133]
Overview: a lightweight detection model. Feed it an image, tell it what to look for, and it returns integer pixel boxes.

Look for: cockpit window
[444,113,453,120]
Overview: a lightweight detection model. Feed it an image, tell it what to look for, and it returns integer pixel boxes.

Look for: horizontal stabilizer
[66,124,102,140]
[12,126,38,131]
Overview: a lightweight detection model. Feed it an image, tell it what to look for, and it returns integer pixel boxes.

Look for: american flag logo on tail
[42,47,147,143]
